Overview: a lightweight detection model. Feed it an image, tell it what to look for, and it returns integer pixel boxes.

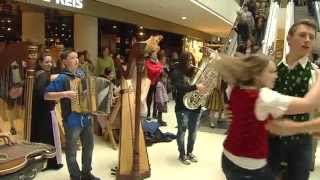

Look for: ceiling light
[181,16,187,20]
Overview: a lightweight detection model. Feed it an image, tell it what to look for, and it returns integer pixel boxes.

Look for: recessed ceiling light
[181,16,187,20]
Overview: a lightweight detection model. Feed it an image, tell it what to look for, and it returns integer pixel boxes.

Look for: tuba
[183,48,220,110]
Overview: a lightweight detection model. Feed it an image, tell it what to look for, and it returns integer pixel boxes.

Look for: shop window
[0,1,22,42]
[45,12,73,48]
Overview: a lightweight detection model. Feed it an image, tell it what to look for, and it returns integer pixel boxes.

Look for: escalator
[313,1,320,55]
[224,0,279,56]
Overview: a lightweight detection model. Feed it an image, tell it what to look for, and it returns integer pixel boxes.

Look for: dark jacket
[171,68,199,112]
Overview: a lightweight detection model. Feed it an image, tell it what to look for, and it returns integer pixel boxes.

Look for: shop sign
[42,0,84,9]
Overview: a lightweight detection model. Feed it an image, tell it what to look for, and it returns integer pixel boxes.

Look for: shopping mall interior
[1,0,320,180]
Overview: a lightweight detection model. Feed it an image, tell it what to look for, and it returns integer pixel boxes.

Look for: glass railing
[222,1,245,55]
[282,0,294,59]
[262,0,280,55]
[314,1,320,31]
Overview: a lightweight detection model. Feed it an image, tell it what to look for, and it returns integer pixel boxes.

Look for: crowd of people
[236,0,269,54]
[1,1,320,180]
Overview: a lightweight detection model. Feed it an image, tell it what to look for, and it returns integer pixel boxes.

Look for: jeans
[64,117,94,178]
[175,109,201,155]
[222,154,275,180]
[268,135,312,180]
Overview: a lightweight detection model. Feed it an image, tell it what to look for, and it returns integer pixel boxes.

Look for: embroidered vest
[224,87,269,158]
[273,61,313,122]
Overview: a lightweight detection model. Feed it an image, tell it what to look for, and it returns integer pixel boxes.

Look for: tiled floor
[36,101,320,180]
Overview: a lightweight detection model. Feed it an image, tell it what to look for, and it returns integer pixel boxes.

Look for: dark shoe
[81,173,100,180]
[159,121,167,126]
[70,176,81,180]
[179,155,191,165]
[44,164,64,171]
[187,153,198,163]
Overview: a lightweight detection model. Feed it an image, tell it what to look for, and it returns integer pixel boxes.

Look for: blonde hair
[214,54,271,86]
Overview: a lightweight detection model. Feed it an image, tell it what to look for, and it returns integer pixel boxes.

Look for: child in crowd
[214,54,320,180]
[155,72,169,126]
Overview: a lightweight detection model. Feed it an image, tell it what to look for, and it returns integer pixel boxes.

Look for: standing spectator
[168,51,180,100]
[155,72,169,126]
[145,50,163,119]
[247,0,257,18]
[307,0,314,16]
[255,16,266,46]
[155,54,169,126]
[169,51,179,71]
[242,5,255,38]
[96,47,115,78]
[78,50,95,76]
[236,10,250,44]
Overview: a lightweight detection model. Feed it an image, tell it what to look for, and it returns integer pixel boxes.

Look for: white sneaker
[210,122,216,128]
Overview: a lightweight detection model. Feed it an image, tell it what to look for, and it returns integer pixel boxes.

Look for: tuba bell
[183,48,220,110]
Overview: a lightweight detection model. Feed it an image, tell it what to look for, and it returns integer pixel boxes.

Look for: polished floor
[36,101,320,180]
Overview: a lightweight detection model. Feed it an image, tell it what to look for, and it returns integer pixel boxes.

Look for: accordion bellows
[69,76,112,115]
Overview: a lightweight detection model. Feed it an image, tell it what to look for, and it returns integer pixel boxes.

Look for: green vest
[273,61,313,122]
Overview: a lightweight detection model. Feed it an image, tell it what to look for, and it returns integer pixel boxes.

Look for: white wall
[74,14,98,65]
[192,0,240,25]
[22,11,45,44]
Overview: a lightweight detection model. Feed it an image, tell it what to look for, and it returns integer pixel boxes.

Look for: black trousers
[268,135,312,180]
[146,84,157,118]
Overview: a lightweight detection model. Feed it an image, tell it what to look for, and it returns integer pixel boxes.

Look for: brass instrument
[183,48,220,110]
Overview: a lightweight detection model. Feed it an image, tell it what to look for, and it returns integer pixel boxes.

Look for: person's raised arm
[44,91,77,101]
[285,71,320,114]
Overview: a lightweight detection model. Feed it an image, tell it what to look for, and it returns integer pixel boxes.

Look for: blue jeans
[175,109,201,155]
[222,154,275,180]
[268,135,312,180]
[64,116,94,178]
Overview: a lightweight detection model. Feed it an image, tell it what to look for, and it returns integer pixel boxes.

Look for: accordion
[69,76,113,115]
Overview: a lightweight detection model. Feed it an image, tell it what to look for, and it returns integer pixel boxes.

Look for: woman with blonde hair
[215,54,320,180]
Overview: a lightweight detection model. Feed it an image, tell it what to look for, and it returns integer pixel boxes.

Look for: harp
[0,41,57,178]
[116,35,162,180]
[0,41,30,139]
